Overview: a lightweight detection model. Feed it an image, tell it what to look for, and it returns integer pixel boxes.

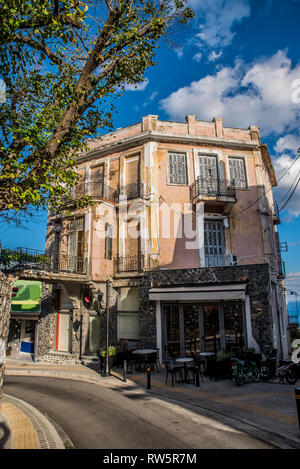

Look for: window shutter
[229,158,246,188]
[168,153,187,184]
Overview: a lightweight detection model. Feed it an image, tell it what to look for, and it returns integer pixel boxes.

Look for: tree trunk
[0,272,14,407]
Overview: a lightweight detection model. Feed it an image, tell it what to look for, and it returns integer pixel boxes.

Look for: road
[4,375,272,449]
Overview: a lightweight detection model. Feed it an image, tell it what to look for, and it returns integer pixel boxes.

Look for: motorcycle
[276,359,300,384]
[231,358,260,386]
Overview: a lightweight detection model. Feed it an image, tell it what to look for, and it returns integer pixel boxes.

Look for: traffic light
[83,289,93,309]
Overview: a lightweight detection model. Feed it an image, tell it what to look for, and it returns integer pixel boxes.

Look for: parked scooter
[276,357,300,384]
[231,358,260,386]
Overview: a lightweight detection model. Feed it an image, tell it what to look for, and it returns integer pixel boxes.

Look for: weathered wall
[138,264,274,355]
[0,273,14,401]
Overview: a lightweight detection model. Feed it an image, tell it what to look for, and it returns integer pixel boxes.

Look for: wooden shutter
[168,153,187,184]
[105,223,113,259]
[229,158,246,188]
[204,220,225,267]
[125,156,140,185]
[91,165,104,196]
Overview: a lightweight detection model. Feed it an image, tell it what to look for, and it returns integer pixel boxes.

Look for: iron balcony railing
[71,181,117,203]
[278,260,286,278]
[0,247,50,272]
[0,247,87,275]
[52,255,88,274]
[117,181,144,201]
[190,177,236,202]
[114,253,144,273]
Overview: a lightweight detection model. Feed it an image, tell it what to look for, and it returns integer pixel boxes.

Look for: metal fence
[114,254,144,273]
[190,177,236,201]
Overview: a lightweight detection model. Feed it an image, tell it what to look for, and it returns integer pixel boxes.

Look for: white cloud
[208,50,223,62]
[125,78,149,91]
[193,52,203,62]
[188,0,251,48]
[142,90,159,108]
[273,152,300,219]
[274,134,300,153]
[160,50,300,136]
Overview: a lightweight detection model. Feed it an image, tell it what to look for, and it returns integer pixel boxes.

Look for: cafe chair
[164,360,184,386]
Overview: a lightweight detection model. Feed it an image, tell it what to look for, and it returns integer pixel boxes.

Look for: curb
[2,394,66,449]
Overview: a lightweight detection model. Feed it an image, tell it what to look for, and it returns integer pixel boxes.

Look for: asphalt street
[3,375,272,449]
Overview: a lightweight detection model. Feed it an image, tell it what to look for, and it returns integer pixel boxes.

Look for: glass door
[183,305,200,357]
[162,304,181,357]
[202,305,221,354]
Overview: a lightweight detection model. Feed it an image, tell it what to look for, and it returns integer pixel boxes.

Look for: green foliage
[101,346,119,357]
[216,351,235,361]
[0,1,194,222]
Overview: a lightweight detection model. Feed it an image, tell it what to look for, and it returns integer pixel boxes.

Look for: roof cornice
[77,131,259,163]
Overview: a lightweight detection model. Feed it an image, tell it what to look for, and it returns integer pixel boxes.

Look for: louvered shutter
[199,155,218,192]
[168,153,187,184]
[229,158,247,188]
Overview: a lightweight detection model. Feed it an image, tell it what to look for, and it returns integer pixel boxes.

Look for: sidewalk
[4,358,300,449]
[0,393,66,449]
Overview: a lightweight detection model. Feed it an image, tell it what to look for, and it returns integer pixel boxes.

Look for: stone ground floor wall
[33,264,288,362]
[35,281,119,361]
[138,264,281,357]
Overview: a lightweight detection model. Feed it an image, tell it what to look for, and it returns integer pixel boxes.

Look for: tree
[0,1,193,399]
[0,0,193,220]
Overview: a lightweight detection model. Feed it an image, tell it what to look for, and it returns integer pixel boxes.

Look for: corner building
[41,114,289,364]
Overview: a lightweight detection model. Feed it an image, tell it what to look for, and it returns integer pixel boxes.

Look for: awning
[149,284,246,301]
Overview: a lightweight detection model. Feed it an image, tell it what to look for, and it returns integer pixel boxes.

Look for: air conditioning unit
[225,253,237,266]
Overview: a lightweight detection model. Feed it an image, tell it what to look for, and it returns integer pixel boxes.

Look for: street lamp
[97,289,103,313]
[102,279,111,377]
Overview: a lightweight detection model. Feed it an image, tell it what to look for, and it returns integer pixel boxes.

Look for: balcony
[278,260,286,279]
[114,254,144,274]
[117,182,144,201]
[190,177,236,208]
[71,181,117,203]
[0,247,88,281]
[52,255,88,275]
[272,201,281,225]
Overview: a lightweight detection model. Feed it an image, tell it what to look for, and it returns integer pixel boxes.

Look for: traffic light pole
[104,279,111,377]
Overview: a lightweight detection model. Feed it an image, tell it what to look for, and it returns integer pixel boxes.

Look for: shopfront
[162,302,245,358]
[149,284,253,361]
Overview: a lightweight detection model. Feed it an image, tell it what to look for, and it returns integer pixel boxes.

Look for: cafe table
[175,357,194,383]
[131,349,158,372]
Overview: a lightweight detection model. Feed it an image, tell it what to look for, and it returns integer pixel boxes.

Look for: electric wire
[230,149,300,219]
[278,177,300,212]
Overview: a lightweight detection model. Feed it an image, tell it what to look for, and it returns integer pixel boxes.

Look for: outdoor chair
[164,360,184,386]
[188,357,205,384]
[146,349,161,372]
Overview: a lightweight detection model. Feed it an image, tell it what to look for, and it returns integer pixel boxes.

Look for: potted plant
[100,346,119,372]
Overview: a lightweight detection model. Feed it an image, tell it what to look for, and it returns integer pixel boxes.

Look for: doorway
[56,313,72,352]
[162,302,244,358]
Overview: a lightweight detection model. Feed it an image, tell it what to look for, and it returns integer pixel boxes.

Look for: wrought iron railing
[117,182,144,201]
[278,260,286,278]
[114,254,144,273]
[52,255,88,274]
[0,247,87,275]
[190,177,236,202]
[0,247,50,272]
[71,181,117,203]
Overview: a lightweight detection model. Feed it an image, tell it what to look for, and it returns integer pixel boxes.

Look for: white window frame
[167,152,188,185]
[227,155,248,189]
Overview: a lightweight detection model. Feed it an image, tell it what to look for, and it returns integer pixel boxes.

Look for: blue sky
[1,0,299,315]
